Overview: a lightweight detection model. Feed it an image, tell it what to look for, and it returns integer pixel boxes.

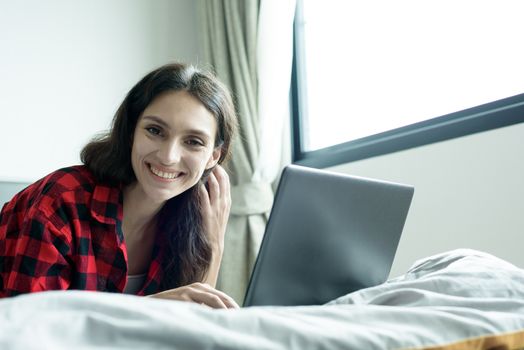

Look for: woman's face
[130,90,221,204]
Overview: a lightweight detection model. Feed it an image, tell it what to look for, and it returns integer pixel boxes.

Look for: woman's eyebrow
[142,115,170,129]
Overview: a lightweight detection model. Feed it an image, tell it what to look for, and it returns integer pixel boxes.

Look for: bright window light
[298,0,524,151]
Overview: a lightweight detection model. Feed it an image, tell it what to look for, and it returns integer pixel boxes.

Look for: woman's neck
[122,182,164,240]
[122,182,165,275]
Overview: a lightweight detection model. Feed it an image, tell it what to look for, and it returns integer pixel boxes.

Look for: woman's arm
[1,211,72,297]
[202,245,223,288]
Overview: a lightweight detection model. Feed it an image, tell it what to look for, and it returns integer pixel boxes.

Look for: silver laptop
[243,164,414,307]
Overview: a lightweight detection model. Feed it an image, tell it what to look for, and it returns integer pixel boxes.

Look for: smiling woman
[0,63,239,309]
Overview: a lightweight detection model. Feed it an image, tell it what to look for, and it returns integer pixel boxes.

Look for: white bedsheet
[1,249,524,349]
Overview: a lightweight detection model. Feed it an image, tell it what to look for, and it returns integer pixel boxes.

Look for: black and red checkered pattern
[0,166,164,297]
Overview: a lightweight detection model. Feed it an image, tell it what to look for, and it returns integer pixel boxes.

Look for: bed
[1,249,523,349]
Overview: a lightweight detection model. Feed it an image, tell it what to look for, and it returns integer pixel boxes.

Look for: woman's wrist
[210,245,224,267]
[208,237,224,257]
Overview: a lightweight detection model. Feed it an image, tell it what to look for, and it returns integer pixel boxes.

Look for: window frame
[290,0,524,169]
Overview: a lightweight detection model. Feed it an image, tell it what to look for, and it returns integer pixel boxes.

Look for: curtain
[198,0,296,303]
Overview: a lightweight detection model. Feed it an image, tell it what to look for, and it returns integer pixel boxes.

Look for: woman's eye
[186,139,204,147]
[146,126,162,136]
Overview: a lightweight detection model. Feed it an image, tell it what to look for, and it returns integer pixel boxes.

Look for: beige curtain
[198,0,296,303]
[198,0,273,303]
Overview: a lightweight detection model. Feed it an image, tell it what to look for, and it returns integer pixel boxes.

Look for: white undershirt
[123,274,146,295]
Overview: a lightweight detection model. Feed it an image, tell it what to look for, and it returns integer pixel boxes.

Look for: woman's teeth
[150,165,179,179]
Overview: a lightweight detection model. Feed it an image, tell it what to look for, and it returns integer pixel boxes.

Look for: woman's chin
[147,189,181,203]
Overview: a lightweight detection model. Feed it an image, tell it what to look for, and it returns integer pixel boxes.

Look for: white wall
[329,122,524,277]
[0,0,200,182]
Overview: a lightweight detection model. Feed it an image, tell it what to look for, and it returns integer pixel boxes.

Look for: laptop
[243,164,414,307]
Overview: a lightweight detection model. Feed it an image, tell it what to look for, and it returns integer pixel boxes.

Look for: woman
[0,63,239,308]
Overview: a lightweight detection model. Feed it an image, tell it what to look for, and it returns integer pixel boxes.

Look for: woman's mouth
[149,164,182,180]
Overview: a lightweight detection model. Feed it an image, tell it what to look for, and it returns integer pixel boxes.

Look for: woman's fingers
[190,289,228,309]
[213,165,230,196]
[201,284,239,309]
[199,166,232,246]
[198,182,210,208]
[206,169,220,203]
[149,283,239,309]
[190,283,239,309]
[206,166,230,205]
[211,166,231,215]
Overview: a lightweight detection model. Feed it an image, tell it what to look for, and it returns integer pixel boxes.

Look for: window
[292,0,524,168]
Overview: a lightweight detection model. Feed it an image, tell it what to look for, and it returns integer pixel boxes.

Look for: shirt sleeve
[1,210,72,297]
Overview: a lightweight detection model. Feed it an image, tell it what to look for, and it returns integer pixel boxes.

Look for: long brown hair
[81,63,238,289]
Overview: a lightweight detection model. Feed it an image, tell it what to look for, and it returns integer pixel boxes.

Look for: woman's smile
[148,163,184,181]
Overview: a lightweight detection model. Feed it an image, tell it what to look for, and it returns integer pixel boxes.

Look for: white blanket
[1,249,524,349]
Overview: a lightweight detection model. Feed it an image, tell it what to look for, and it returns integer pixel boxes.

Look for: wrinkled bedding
[1,249,523,350]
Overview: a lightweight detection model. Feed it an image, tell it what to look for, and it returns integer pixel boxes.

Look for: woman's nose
[158,141,182,164]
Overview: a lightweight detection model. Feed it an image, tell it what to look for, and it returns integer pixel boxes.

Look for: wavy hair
[81,63,238,289]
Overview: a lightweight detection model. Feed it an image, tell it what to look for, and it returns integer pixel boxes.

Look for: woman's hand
[198,165,231,286]
[149,282,239,309]
[200,165,231,252]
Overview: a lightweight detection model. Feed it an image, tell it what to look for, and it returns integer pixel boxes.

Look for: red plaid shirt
[0,165,165,297]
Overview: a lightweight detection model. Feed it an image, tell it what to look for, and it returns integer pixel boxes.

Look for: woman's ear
[201,148,222,184]
[205,147,222,170]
